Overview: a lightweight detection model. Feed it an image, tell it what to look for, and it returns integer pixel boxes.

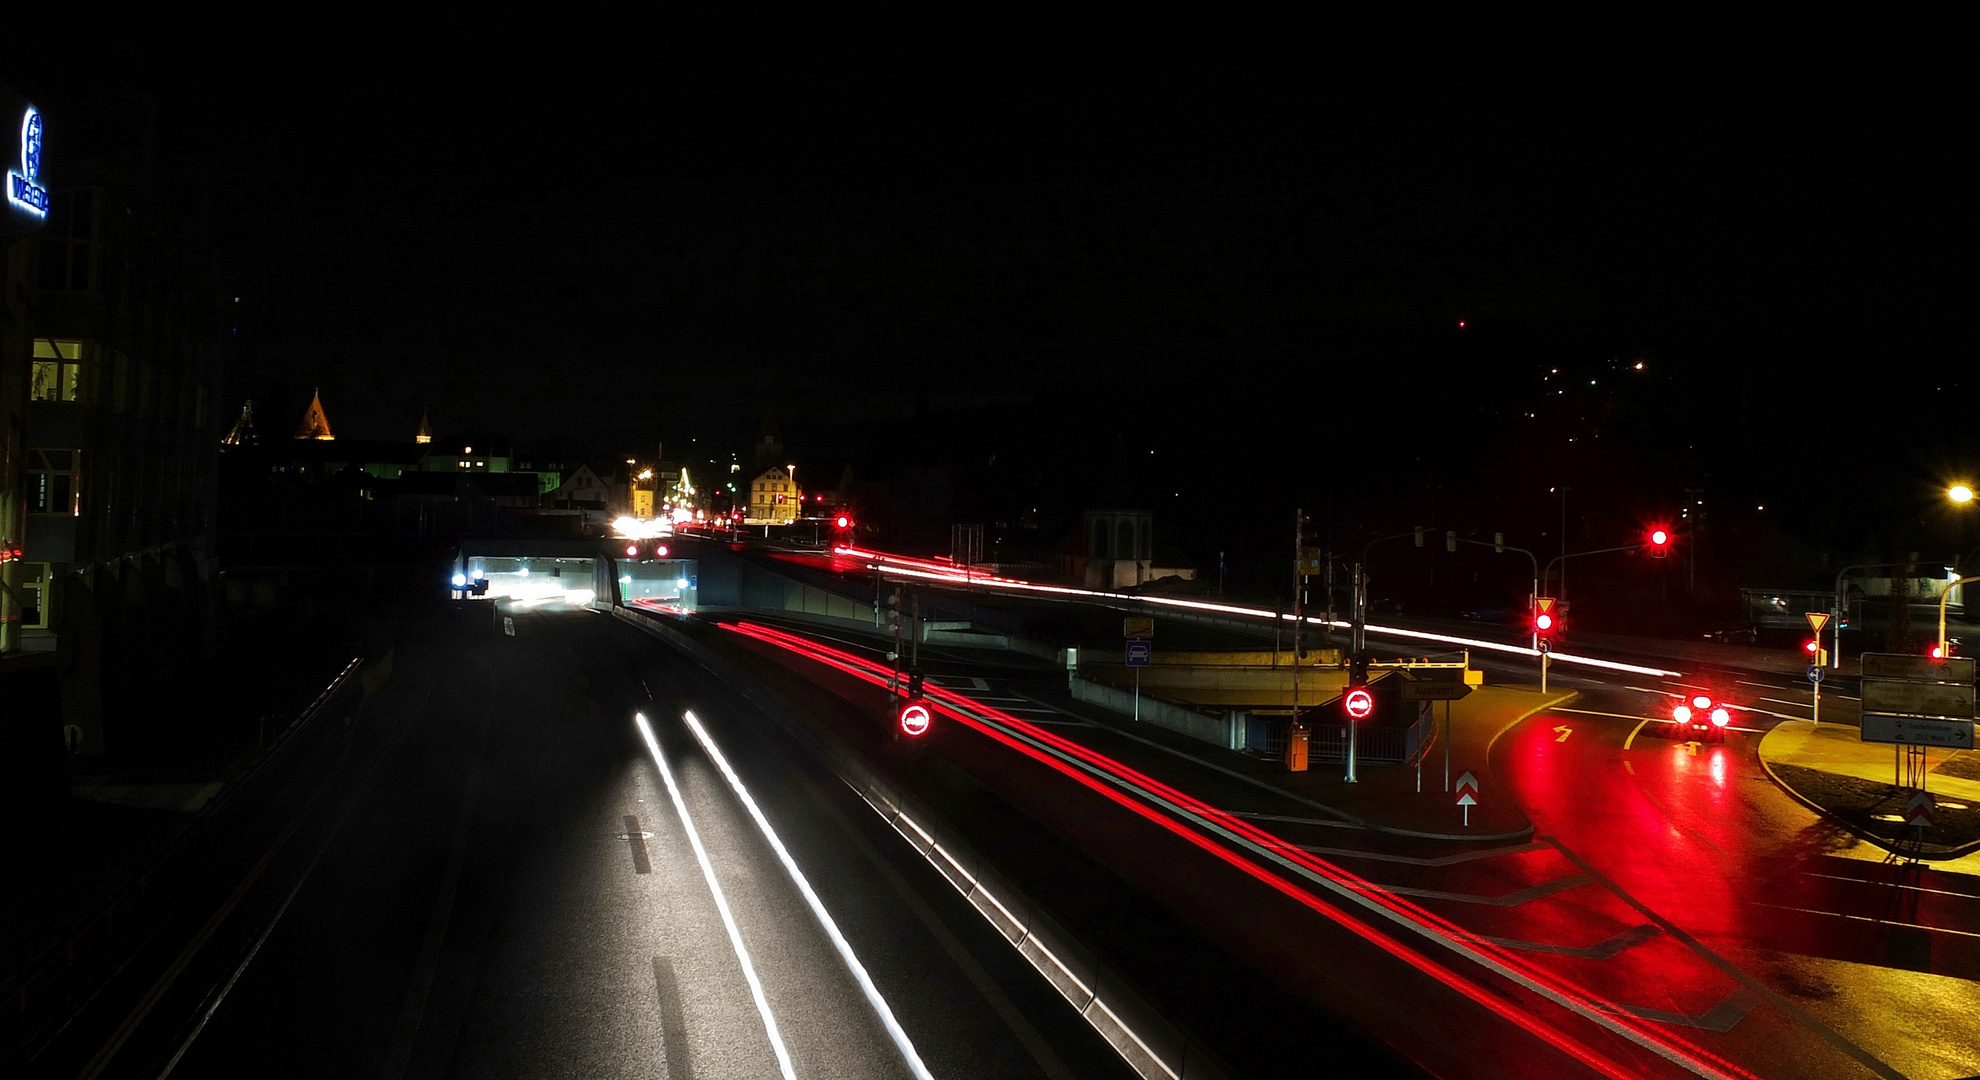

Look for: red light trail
[721,619,1756,1080]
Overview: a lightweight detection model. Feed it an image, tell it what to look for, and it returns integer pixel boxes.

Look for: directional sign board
[1861,678,1977,718]
[1125,639,1152,667]
[1123,617,1154,639]
[1401,673,1473,701]
[1861,652,1978,682]
[1808,666,1824,684]
[1860,714,1975,749]
[1906,790,1937,829]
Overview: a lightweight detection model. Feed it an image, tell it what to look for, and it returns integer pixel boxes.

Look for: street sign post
[1856,650,1977,783]
[1861,653,1977,681]
[1906,790,1937,830]
[1860,714,1975,749]
[1123,617,1154,639]
[1126,638,1151,725]
[1455,770,1479,827]
[1861,679,1977,717]
[1401,674,1473,701]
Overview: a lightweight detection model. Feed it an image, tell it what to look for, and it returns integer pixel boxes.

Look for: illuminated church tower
[294,389,335,441]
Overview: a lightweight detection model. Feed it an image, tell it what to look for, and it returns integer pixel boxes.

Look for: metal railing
[0,655,370,1066]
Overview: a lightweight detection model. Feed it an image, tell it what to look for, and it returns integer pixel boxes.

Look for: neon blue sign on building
[8,107,47,218]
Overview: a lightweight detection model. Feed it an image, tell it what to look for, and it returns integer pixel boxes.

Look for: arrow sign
[1553,725,1573,743]
[1455,770,1479,796]
[1906,790,1937,828]
[1805,611,1830,634]
[1457,791,1476,826]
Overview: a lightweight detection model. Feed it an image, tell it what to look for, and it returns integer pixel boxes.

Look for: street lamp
[1951,485,1974,504]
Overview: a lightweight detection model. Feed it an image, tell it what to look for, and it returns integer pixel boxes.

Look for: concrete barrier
[1069,674,1246,750]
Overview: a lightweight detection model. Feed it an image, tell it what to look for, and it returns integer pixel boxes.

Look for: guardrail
[0,652,380,1067]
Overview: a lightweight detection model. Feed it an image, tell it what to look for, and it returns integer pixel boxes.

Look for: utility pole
[1288,509,1309,772]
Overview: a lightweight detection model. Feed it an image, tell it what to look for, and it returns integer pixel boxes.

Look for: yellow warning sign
[1805,611,1830,634]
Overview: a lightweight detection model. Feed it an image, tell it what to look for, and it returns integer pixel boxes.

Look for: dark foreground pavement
[21,602,1141,1080]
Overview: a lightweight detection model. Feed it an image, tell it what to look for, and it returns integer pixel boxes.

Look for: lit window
[27,448,81,514]
[18,562,50,629]
[31,340,84,402]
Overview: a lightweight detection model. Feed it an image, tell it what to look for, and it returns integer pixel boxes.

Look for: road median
[1758,720,1980,858]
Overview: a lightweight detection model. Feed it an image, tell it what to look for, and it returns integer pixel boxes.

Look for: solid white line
[634,713,799,1080]
[681,710,937,1080]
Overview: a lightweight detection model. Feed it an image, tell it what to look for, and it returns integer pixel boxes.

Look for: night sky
[13,22,1976,596]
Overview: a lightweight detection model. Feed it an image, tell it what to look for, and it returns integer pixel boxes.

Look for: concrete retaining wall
[1069,675,1246,750]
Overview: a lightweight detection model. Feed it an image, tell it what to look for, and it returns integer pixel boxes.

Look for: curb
[1755,722,1980,861]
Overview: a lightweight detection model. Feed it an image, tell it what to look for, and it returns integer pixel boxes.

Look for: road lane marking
[1557,707,1667,722]
[1798,871,1980,900]
[635,712,799,1080]
[1379,873,1593,907]
[623,814,653,874]
[680,710,937,1080]
[1616,988,1761,1032]
[652,956,693,1080]
[795,773,1083,1080]
[1476,924,1661,960]
[1752,901,1980,940]
[1624,719,1656,751]
[1228,811,1362,830]
[1543,838,1907,1080]
[1297,841,1547,866]
[1553,725,1573,743]
[1756,697,1809,709]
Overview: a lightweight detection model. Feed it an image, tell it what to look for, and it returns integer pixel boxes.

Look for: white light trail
[634,713,799,1080]
[680,710,937,1080]
[852,555,1682,678]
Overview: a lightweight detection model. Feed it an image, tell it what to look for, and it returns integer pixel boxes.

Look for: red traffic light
[1343,688,1374,720]
[1803,639,1820,656]
[898,698,932,737]
[1534,612,1554,632]
[835,514,851,529]
[1646,527,1673,558]
[1650,529,1669,546]
[1932,643,1947,660]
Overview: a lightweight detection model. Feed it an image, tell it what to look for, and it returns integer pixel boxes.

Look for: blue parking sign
[1126,639,1152,667]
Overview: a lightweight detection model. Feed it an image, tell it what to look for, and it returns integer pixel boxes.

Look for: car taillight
[1710,708,1730,727]
[1673,705,1693,724]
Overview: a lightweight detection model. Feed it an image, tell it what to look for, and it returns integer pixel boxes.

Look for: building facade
[746,466,800,525]
[1,132,224,752]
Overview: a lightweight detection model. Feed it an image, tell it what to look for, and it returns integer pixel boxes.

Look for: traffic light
[1533,597,1560,641]
[1645,527,1673,559]
[1802,638,1830,665]
[1932,642,1958,660]
[835,513,852,530]
[907,667,925,698]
